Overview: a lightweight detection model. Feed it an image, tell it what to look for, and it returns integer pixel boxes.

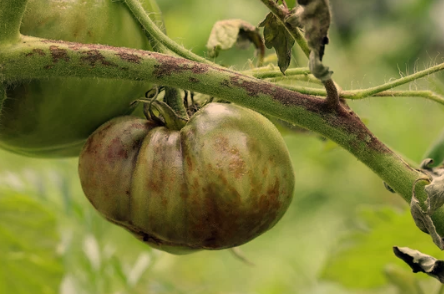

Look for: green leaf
[259,12,295,74]
[0,193,63,294]
[321,206,444,289]
[206,19,265,64]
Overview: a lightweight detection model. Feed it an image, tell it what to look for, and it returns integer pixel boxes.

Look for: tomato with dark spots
[0,0,164,157]
[78,103,295,254]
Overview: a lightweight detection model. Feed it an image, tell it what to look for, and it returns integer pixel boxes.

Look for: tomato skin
[0,0,163,157]
[78,103,295,254]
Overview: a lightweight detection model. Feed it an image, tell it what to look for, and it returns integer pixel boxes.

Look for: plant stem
[242,67,311,79]
[348,63,444,98]
[3,36,444,237]
[274,84,326,96]
[323,79,340,109]
[281,87,444,106]
[0,0,28,45]
[269,75,323,85]
[124,0,212,65]
[163,87,189,120]
[343,90,444,106]
[259,0,310,58]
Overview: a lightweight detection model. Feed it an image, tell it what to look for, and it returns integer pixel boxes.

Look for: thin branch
[124,0,212,65]
[323,79,340,109]
[267,75,323,85]
[0,0,28,45]
[342,90,444,106]
[242,67,311,79]
[275,84,444,106]
[348,62,444,98]
[274,83,326,96]
[259,0,310,58]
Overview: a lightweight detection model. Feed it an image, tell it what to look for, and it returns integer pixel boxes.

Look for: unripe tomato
[0,0,163,157]
[78,103,295,254]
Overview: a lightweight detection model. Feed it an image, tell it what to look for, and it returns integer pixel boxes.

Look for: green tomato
[78,103,295,254]
[0,0,164,157]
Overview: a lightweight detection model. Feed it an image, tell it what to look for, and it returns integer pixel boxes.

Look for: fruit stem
[151,101,187,131]
[0,0,28,45]
[124,0,213,65]
[163,87,189,120]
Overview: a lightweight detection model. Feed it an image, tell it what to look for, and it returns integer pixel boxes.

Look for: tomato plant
[2,0,444,291]
[0,0,163,158]
[78,102,295,254]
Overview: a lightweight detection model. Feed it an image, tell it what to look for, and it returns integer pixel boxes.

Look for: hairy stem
[348,63,444,98]
[163,87,189,119]
[0,0,28,45]
[275,83,326,96]
[269,75,323,85]
[243,67,311,78]
[275,85,444,106]
[323,79,340,109]
[344,90,444,106]
[124,0,212,65]
[3,36,444,235]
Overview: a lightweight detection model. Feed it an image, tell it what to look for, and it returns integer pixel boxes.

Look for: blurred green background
[2,0,444,293]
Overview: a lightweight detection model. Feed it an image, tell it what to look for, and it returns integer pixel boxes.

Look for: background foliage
[2,0,444,293]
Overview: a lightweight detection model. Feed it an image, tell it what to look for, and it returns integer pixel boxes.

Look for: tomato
[78,103,295,254]
[0,0,164,157]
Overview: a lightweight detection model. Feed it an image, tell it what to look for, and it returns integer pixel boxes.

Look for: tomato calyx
[133,86,188,131]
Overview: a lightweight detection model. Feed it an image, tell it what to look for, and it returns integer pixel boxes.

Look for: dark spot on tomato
[228,148,246,179]
[180,182,189,200]
[186,155,193,172]
[214,136,229,152]
[147,179,161,194]
[106,137,128,161]
[189,77,200,83]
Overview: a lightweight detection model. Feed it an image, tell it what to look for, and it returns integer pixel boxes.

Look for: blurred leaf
[323,139,339,151]
[321,206,444,289]
[384,264,424,294]
[423,128,444,168]
[206,19,265,64]
[0,193,63,294]
[259,11,294,73]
